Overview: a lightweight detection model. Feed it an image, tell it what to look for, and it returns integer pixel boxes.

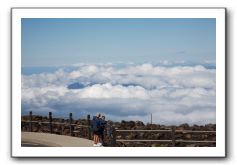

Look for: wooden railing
[21,111,216,147]
[112,129,216,147]
[21,111,92,139]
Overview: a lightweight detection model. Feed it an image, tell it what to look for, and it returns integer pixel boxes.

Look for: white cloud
[22,63,216,125]
[78,83,149,99]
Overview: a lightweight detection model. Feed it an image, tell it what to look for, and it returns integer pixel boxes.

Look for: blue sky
[21,18,216,67]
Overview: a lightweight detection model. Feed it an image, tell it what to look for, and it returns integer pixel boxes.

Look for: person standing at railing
[91,113,101,147]
[100,115,107,146]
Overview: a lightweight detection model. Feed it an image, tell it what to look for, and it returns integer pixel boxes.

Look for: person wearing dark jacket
[92,113,101,146]
[99,116,107,145]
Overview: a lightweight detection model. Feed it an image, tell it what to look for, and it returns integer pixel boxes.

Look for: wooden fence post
[87,114,91,140]
[112,127,116,147]
[61,126,64,135]
[29,111,32,132]
[61,119,64,135]
[69,113,74,136]
[49,112,53,134]
[171,126,176,147]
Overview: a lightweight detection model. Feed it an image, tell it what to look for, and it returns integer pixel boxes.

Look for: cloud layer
[22,63,216,125]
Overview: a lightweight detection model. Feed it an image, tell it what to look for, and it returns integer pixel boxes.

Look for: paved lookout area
[21,132,93,147]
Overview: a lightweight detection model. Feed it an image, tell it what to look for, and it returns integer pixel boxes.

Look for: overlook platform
[21,132,93,147]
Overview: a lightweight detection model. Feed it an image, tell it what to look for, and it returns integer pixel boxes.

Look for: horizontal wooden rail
[22,120,39,123]
[22,120,77,126]
[175,130,216,133]
[116,139,172,142]
[175,140,216,143]
[75,125,89,128]
[116,129,216,133]
[116,129,171,132]
[116,139,215,143]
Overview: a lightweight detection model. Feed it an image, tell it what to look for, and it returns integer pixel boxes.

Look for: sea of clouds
[22,63,216,125]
